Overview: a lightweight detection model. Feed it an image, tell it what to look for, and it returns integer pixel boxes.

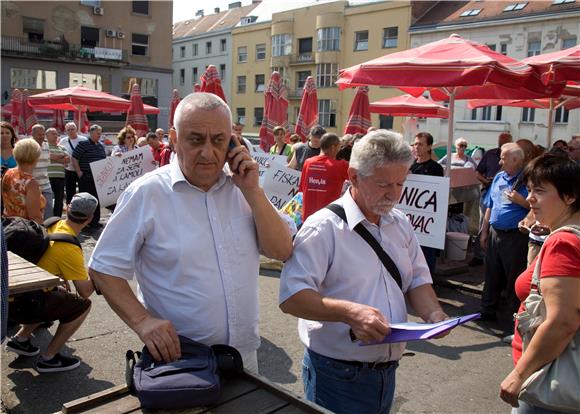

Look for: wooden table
[8,251,61,295]
[59,371,332,414]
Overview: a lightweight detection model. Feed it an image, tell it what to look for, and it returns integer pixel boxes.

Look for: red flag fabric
[74,111,90,134]
[169,89,180,129]
[259,72,288,151]
[344,86,371,135]
[52,110,66,133]
[21,90,38,135]
[295,76,318,142]
[10,89,23,134]
[369,94,450,118]
[126,84,148,137]
[523,45,580,85]
[200,65,226,102]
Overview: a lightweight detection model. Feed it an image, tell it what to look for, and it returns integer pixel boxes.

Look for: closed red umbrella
[9,89,23,134]
[52,110,66,134]
[193,83,201,93]
[126,83,148,137]
[295,76,318,142]
[169,89,180,129]
[523,45,580,85]
[344,86,371,135]
[200,65,226,102]
[73,110,90,134]
[21,89,38,135]
[369,94,450,118]
[259,71,288,151]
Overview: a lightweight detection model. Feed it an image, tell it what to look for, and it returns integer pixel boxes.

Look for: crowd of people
[1,97,579,414]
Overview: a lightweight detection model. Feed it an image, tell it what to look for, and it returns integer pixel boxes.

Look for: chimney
[214,7,220,13]
[228,2,242,9]
[195,9,204,17]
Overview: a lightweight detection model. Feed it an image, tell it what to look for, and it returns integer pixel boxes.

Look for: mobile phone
[229,136,237,151]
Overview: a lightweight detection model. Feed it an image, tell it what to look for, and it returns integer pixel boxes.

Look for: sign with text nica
[90,146,156,207]
[396,174,450,249]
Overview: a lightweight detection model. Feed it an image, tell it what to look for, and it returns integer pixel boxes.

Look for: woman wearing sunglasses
[438,137,476,169]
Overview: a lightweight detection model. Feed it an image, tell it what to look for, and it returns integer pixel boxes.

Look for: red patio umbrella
[21,90,38,135]
[344,86,371,135]
[336,34,544,175]
[259,71,288,151]
[295,76,318,142]
[200,65,226,102]
[126,84,148,137]
[369,94,450,118]
[52,110,66,134]
[522,45,580,85]
[29,86,134,112]
[168,89,180,130]
[9,89,23,134]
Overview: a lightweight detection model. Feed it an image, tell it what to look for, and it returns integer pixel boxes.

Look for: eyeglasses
[457,144,467,148]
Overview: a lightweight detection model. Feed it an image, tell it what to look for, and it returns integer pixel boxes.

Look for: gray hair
[174,93,232,133]
[350,130,414,177]
[501,142,524,161]
[65,122,77,130]
[45,127,58,135]
[455,137,468,147]
[89,124,102,133]
[31,124,45,134]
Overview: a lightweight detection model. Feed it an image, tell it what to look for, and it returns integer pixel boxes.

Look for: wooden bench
[59,371,332,414]
[8,251,61,295]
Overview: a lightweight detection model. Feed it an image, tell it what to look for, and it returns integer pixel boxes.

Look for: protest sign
[261,165,301,209]
[90,146,156,207]
[396,174,450,249]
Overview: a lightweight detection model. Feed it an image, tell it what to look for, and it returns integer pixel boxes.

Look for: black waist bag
[126,335,243,409]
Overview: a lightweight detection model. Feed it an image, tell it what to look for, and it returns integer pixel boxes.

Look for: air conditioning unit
[105,29,117,38]
[117,31,126,39]
[93,6,104,15]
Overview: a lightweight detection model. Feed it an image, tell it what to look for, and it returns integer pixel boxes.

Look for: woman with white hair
[438,137,476,169]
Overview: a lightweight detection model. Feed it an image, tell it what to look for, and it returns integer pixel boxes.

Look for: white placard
[253,153,289,186]
[90,146,156,207]
[94,47,123,61]
[396,174,450,249]
[261,165,301,209]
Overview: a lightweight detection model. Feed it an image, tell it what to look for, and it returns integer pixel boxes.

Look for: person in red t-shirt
[147,131,165,165]
[299,133,349,222]
[499,153,580,412]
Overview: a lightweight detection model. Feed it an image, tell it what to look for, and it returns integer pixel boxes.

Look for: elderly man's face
[148,136,160,149]
[46,131,59,145]
[175,105,231,190]
[350,163,409,220]
[32,128,45,144]
[66,125,78,139]
[156,129,165,140]
[90,129,101,142]
[499,149,521,175]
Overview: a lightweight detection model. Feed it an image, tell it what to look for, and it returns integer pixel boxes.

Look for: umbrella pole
[445,90,456,177]
[547,98,554,148]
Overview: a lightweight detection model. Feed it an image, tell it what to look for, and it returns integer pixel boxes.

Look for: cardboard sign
[90,146,156,207]
[396,174,450,249]
[261,165,302,209]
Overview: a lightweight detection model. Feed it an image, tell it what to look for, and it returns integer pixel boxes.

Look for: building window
[236,108,246,124]
[552,0,575,4]
[297,71,311,89]
[254,107,264,126]
[220,38,227,52]
[123,77,157,96]
[219,64,225,80]
[379,115,393,130]
[500,43,508,55]
[460,9,482,17]
[299,37,313,54]
[563,37,577,48]
[132,33,149,56]
[10,68,56,89]
[487,44,496,52]
[69,73,102,90]
[81,26,100,48]
[238,46,247,63]
[382,27,398,48]
[354,31,368,51]
[471,106,501,121]
[522,107,535,122]
[318,100,336,127]
[317,27,340,51]
[179,69,185,85]
[316,63,338,88]
[192,67,198,83]
[272,66,288,85]
[255,74,265,92]
[132,1,149,15]
[237,76,246,93]
[22,17,44,42]
[256,43,266,60]
[193,43,198,56]
[503,3,527,12]
[272,34,292,56]
[527,39,541,57]
[206,41,212,55]
[81,0,101,6]
[180,46,185,58]
[554,107,569,123]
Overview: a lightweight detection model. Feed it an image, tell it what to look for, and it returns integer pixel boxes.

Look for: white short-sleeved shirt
[59,135,87,171]
[89,160,261,355]
[279,189,432,362]
[33,140,51,192]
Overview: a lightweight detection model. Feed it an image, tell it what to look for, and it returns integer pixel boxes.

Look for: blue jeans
[303,349,398,414]
[512,401,565,414]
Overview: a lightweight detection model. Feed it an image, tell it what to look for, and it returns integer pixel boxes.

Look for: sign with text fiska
[90,146,156,207]
[261,165,302,210]
[396,174,450,249]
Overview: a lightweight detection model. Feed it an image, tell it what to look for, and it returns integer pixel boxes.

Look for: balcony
[289,53,314,65]
[1,36,128,65]
[288,88,304,100]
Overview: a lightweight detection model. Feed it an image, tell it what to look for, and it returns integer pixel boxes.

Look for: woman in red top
[500,153,580,413]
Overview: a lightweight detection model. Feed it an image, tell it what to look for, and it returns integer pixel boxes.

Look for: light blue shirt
[280,189,432,362]
[487,170,529,230]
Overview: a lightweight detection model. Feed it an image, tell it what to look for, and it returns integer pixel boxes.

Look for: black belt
[313,351,396,371]
[491,226,519,233]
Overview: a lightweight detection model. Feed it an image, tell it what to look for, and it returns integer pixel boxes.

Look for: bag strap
[326,203,403,291]
[125,350,141,394]
[43,217,82,249]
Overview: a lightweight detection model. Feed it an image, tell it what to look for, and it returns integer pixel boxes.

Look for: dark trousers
[49,177,65,218]
[78,173,100,225]
[421,246,438,276]
[481,227,528,316]
[65,169,79,204]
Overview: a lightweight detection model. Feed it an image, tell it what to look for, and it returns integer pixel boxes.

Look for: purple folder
[359,313,481,346]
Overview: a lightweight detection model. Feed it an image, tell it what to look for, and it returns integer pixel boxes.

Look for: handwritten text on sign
[261,165,302,209]
[396,174,450,249]
[90,146,155,207]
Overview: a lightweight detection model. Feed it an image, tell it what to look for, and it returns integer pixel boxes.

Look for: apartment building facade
[410,0,580,148]
[1,0,172,130]
[230,0,413,135]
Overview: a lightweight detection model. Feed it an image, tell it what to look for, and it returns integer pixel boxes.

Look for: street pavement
[2,220,516,414]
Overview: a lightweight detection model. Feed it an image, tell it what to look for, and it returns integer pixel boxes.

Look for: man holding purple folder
[279,130,448,414]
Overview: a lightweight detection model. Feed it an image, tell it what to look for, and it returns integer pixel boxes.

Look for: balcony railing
[289,53,314,65]
[1,35,128,63]
[288,89,304,100]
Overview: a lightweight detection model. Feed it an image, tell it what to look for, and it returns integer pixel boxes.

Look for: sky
[172,0,253,24]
